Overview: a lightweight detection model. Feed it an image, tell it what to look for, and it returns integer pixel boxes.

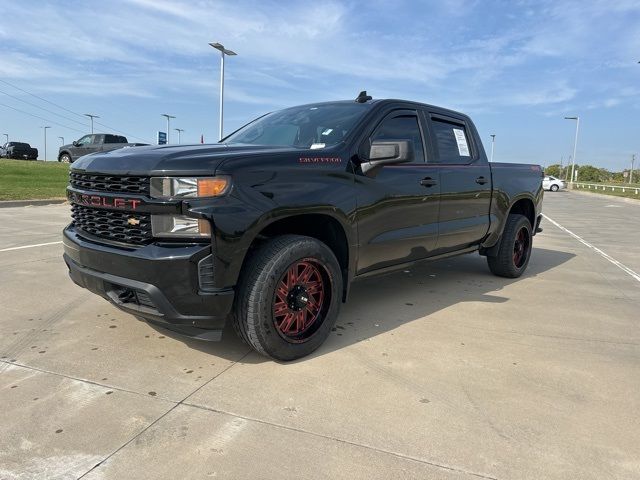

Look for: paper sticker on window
[453,128,470,156]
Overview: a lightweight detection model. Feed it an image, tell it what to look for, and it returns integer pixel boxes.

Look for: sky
[0,0,639,170]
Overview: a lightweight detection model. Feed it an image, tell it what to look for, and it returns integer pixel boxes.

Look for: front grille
[70,172,150,195]
[71,204,152,245]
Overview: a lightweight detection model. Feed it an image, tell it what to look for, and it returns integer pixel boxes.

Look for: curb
[0,199,68,208]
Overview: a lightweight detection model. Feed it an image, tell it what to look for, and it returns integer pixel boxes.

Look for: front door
[355,110,440,274]
[71,135,94,158]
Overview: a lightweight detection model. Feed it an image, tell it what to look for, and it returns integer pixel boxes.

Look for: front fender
[186,192,356,290]
[58,150,73,161]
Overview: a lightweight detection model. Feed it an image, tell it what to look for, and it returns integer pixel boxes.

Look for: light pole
[58,136,65,146]
[84,114,100,134]
[209,42,237,141]
[161,114,175,144]
[174,128,184,144]
[631,154,636,184]
[564,116,580,185]
[41,126,51,161]
[489,134,496,162]
[2,133,8,143]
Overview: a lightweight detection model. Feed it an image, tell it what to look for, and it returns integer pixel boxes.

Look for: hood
[70,143,297,176]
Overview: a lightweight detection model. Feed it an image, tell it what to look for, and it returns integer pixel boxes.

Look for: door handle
[475,176,488,185]
[420,177,438,187]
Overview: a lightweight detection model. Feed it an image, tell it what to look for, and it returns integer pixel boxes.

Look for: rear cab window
[105,135,127,143]
[427,114,476,164]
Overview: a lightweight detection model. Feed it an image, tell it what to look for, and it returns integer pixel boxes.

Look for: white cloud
[1,0,638,113]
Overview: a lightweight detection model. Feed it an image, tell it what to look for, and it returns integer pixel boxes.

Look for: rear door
[424,112,492,251]
[88,134,104,154]
[355,109,440,274]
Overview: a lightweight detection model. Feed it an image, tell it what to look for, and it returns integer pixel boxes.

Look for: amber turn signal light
[197,177,229,197]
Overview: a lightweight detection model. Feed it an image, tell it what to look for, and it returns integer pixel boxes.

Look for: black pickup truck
[1,142,38,160]
[58,134,147,163]
[63,94,543,360]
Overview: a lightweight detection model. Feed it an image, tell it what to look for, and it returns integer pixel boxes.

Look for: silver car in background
[543,175,566,192]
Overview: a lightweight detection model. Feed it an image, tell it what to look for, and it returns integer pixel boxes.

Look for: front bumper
[63,225,234,340]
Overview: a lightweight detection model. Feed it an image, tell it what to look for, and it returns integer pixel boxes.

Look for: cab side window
[430,118,473,164]
[371,115,425,163]
[77,135,92,145]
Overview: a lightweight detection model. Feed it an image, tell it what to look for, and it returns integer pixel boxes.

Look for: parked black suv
[63,94,543,360]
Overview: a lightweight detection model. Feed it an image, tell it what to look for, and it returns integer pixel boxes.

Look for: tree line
[544,164,638,184]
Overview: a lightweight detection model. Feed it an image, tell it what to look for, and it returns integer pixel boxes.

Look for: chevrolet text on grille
[70,192,141,210]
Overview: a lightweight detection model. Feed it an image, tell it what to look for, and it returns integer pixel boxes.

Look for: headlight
[151,215,211,238]
[150,176,230,199]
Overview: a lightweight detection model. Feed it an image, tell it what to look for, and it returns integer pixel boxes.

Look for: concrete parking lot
[1,191,639,480]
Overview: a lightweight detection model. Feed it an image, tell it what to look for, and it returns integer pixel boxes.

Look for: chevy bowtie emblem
[127,217,140,226]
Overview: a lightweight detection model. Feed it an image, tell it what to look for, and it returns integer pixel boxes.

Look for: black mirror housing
[361,140,413,174]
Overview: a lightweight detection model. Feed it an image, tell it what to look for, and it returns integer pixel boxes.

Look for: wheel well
[248,214,349,300]
[509,198,535,229]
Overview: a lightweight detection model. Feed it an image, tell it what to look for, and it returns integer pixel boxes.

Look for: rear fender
[481,193,538,253]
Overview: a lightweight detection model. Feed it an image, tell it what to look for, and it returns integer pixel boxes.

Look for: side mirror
[72,141,79,147]
[361,140,413,174]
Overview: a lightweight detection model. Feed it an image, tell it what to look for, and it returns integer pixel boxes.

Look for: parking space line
[542,213,640,283]
[0,240,62,252]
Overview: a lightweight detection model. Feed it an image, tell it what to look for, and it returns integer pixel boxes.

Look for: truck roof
[282,98,470,122]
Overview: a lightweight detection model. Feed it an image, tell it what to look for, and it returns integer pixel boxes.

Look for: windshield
[224,103,369,148]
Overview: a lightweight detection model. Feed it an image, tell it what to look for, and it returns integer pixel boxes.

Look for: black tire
[550,184,559,192]
[233,235,342,361]
[487,214,532,278]
[59,153,72,163]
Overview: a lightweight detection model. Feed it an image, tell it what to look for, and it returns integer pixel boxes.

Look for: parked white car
[543,175,566,192]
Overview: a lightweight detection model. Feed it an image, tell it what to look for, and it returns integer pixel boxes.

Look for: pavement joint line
[180,401,499,480]
[0,240,63,252]
[0,360,173,402]
[542,213,640,283]
[3,355,497,479]
[76,350,252,479]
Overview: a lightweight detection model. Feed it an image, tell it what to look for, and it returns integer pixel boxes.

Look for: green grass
[0,159,69,200]
[574,183,640,199]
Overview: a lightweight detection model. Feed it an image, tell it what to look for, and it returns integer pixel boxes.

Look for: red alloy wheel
[513,226,530,268]
[273,259,328,342]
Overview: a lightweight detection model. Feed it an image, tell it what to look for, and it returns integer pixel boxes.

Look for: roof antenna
[355,90,372,103]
